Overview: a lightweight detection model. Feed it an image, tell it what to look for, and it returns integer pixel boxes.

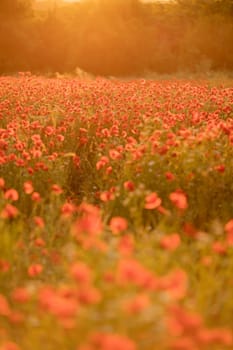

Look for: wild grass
[0,75,233,349]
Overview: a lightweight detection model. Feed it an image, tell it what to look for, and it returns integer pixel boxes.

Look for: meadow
[0,74,233,350]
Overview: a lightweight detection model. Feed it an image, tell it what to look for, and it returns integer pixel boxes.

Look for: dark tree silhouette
[0,0,32,19]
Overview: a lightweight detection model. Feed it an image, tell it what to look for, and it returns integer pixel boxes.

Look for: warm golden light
[1,0,233,76]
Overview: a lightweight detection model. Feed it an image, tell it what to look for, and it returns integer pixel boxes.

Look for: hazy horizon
[36,0,170,2]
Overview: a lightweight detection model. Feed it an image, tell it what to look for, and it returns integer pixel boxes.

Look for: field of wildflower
[0,74,233,350]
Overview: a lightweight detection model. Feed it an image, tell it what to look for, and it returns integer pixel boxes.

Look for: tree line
[0,0,233,76]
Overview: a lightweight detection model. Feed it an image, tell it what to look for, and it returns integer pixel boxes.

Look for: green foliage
[0,76,233,350]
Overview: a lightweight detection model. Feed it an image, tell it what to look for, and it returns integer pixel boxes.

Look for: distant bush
[0,0,233,75]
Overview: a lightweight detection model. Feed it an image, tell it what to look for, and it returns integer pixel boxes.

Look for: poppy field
[1,74,233,350]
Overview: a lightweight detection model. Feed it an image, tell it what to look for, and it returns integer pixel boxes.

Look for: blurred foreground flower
[144,192,161,209]
[109,217,128,234]
[169,190,188,210]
